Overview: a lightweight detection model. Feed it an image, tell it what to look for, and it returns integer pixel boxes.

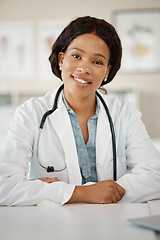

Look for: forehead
[66,33,110,56]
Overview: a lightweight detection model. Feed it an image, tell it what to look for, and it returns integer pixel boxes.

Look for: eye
[72,54,81,60]
[93,60,103,65]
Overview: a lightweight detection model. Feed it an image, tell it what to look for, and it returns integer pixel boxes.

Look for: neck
[64,92,97,119]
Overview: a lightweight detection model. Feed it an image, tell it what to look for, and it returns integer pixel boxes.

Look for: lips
[72,75,91,85]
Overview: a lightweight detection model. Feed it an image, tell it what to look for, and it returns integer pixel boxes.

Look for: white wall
[0,0,160,138]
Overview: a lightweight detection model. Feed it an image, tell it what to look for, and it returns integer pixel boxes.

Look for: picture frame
[37,20,68,81]
[113,10,160,73]
[0,21,34,79]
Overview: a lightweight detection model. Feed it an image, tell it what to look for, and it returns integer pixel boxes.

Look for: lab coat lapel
[96,99,113,180]
[48,97,82,185]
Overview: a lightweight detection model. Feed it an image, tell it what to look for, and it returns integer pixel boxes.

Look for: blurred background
[0,0,160,149]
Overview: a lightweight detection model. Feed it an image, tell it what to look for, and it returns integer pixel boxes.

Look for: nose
[76,62,91,74]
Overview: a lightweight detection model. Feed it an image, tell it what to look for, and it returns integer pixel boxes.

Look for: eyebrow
[71,48,107,60]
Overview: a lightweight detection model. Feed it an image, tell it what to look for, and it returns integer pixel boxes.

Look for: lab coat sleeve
[117,106,160,203]
[0,100,75,206]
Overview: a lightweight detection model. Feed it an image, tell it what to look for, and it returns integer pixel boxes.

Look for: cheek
[61,59,74,80]
[63,58,75,73]
[94,69,106,81]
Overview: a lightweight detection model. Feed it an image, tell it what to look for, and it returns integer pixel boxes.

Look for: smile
[72,76,91,85]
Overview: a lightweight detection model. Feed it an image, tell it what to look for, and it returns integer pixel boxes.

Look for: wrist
[67,185,86,203]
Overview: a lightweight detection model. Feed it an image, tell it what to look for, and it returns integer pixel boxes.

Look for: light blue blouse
[62,93,100,184]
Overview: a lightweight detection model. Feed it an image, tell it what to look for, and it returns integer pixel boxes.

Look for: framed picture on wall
[37,20,69,81]
[113,10,160,73]
[0,21,34,79]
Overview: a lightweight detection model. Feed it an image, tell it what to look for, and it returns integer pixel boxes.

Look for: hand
[68,180,125,204]
[37,177,60,183]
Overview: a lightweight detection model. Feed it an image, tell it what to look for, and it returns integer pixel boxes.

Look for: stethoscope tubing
[36,128,67,172]
[37,84,117,180]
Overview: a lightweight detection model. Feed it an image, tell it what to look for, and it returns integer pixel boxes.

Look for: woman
[0,16,160,206]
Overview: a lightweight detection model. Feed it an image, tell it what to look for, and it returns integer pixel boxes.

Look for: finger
[37,177,60,183]
[117,184,125,197]
[49,177,60,182]
[38,177,49,182]
[112,194,118,203]
[42,178,51,183]
[114,187,122,201]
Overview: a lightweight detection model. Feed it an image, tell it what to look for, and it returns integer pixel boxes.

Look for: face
[58,33,111,100]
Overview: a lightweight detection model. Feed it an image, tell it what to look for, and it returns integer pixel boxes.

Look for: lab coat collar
[48,83,64,108]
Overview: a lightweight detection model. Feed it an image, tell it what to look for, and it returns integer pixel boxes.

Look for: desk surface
[0,201,160,240]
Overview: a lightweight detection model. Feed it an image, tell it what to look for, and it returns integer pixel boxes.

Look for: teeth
[74,77,88,84]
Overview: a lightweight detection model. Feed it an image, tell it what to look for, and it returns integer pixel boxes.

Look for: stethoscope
[37,84,117,181]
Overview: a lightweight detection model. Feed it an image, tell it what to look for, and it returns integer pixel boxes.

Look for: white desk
[0,201,160,240]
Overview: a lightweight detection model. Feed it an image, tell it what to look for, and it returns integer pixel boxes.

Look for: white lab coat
[0,84,160,206]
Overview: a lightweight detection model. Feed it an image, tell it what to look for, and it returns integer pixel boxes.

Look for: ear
[105,65,112,78]
[58,52,65,67]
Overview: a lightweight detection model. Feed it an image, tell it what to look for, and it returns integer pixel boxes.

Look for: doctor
[0,16,160,206]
